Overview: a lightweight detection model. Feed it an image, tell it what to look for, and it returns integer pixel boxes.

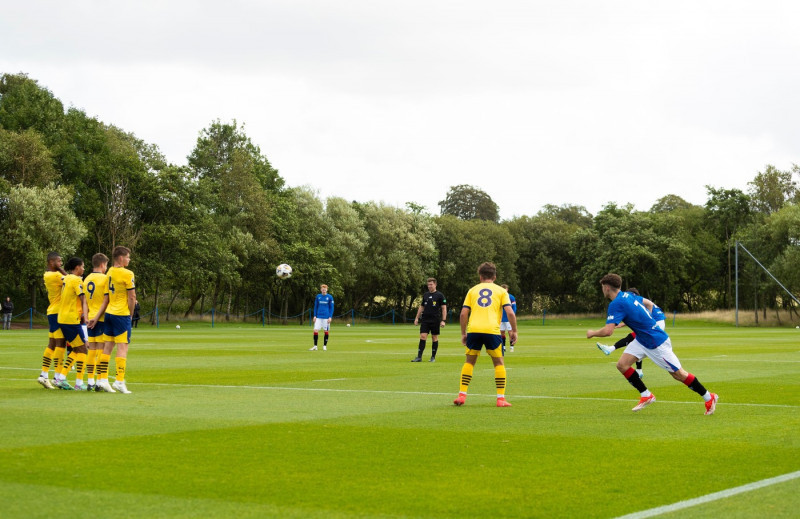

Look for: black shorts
[419,320,441,335]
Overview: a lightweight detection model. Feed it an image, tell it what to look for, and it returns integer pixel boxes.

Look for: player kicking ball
[587,274,718,415]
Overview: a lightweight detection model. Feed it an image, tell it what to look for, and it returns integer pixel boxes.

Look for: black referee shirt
[420,291,446,321]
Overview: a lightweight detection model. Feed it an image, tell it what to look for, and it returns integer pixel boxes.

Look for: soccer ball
[176,325,181,329]
[276,263,293,279]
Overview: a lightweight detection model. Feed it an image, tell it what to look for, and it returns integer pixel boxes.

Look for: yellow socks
[98,353,111,381]
[86,349,98,383]
[75,352,87,384]
[53,346,66,374]
[115,357,127,382]
[41,347,54,375]
[459,363,474,393]
[494,364,507,397]
[59,351,77,377]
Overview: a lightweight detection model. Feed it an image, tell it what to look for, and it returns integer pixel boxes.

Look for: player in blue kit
[310,284,334,351]
[595,288,666,378]
[587,274,718,415]
[500,284,516,354]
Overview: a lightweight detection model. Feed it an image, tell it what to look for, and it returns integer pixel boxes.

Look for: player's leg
[429,330,439,362]
[617,344,654,411]
[454,350,478,405]
[112,341,131,393]
[55,325,87,390]
[38,336,57,389]
[97,316,120,392]
[412,328,429,362]
[323,320,329,351]
[310,319,320,350]
[654,341,717,414]
[112,319,132,393]
[488,339,511,407]
[96,339,116,392]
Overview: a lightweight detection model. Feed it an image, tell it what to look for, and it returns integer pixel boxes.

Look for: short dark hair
[92,253,109,268]
[64,257,84,272]
[46,251,61,263]
[627,287,640,296]
[427,278,437,284]
[478,262,497,280]
[112,246,131,261]
[500,284,509,290]
[600,273,622,290]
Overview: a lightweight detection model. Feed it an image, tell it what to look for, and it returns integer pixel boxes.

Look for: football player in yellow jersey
[37,252,67,390]
[92,246,136,394]
[52,257,90,390]
[454,262,518,407]
[83,253,110,391]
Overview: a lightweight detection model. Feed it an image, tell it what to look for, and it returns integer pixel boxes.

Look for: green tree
[438,184,500,223]
[748,164,798,215]
[434,215,517,309]
[353,203,438,316]
[505,205,591,312]
[0,74,64,138]
[0,128,59,186]
[2,184,86,308]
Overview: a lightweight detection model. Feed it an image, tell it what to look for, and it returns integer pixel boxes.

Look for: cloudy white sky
[2,1,799,219]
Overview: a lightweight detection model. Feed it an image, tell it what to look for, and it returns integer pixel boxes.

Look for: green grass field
[1,319,798,518]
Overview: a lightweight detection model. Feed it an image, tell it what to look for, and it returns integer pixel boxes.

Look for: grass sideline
[0,320,798,518]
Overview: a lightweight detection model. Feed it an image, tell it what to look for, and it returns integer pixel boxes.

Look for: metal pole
[735,240,739,327]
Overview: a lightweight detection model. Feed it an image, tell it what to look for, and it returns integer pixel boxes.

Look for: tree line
[1,73,799,323]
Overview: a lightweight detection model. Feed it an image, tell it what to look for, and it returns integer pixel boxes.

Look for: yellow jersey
[57,274,85,325]
[84,271,109,322]
[106,266,135,316]
[44,270,64,315]
[463,282,511,335]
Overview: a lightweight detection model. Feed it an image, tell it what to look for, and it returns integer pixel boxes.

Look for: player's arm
[414,302,423,325]
[587,323,617,339]
[88,294,109,329]
[641,298,654,312]
[328,298,333,323]
[440,303,447,326]
[459,306,470,345]
[79,294,89,325]
[127,288,137,317]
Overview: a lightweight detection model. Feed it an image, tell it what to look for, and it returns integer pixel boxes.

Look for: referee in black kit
[411,278,447,362]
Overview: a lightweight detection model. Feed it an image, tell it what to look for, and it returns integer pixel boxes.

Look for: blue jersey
[314,293,334,319]
[651,303,666,322]
[606,291,668,349]
[501,294,517,323]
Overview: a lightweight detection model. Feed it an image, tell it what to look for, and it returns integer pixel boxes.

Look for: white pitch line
[313,378,348,382]
[612,470,800,519]
[1,376,798,408]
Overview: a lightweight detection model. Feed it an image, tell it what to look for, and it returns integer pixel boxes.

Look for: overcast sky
[2,1,798,219]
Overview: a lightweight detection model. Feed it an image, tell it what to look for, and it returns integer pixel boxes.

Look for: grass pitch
[0,319,798,518]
